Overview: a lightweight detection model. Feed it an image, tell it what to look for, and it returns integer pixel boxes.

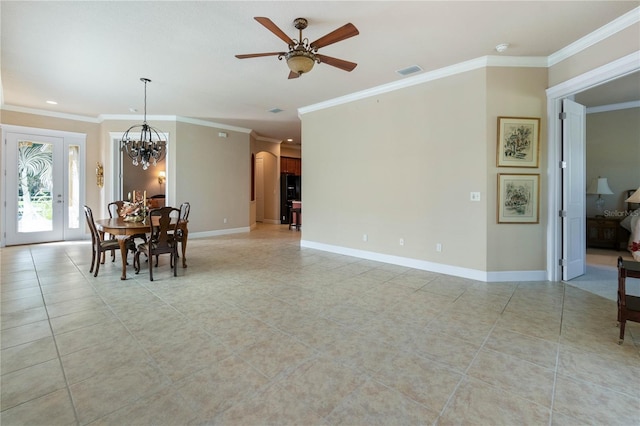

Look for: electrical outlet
[223,218,227,224]
[363,234,368,242]
[436,243,442,252]
[399,238,404,246]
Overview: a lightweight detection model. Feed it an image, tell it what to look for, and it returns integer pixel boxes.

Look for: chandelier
[121,78,166,170]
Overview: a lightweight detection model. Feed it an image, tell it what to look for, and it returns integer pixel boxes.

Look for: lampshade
[286,51,315,75]
[626,187,640,203]
[586,177,614,195]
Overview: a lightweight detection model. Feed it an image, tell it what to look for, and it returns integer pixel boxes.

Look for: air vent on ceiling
[396,65,423,76]
[268,107,284,113]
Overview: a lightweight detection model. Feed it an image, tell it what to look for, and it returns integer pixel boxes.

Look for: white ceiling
[2,1,638,145]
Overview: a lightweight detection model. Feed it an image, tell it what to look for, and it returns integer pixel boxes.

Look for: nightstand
[586,216,622,250]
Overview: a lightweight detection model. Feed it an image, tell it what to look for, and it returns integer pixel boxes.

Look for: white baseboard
[300,240,547,283]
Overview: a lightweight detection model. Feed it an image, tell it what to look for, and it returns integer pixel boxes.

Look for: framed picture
[497,117,540,168]
[497,173,540,224]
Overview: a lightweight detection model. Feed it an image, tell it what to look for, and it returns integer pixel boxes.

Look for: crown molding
[548,6,640,66]
[174,116,252,134]
[251,130,283,144]
[0,105,254,134]
[1,104,101,123]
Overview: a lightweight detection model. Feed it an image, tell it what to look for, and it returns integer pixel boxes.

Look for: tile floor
[1,224,639,425]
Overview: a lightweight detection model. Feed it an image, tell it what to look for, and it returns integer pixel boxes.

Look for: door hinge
[559,210,567,217]
[559,258,566,266]
[559,112,567,120]
[559,161,567,169]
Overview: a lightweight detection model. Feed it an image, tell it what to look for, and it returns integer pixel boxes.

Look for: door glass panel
[17,140,54,233]
[68,145,80,229]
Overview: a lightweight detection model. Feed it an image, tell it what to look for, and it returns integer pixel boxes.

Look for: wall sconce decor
[158,171,166,185]
[96,162,104,188]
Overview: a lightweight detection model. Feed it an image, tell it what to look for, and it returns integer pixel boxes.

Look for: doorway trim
[545,51,639,281]
[110,132,170,206]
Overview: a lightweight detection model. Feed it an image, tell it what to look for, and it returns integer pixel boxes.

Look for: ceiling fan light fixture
[286,50,316,75]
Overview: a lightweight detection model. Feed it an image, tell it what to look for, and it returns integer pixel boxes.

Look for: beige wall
[174,121,250,233]
[486,67,548,271]
[302,69,490,271]
[586,108,640,216]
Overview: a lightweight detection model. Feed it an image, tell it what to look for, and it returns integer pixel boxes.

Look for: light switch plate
[470,192,481,201]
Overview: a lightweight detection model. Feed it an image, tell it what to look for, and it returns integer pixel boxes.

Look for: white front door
[562,99,587,280]
[3,126,85,245]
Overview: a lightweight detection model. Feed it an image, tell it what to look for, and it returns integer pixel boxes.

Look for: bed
[621,189,640,261]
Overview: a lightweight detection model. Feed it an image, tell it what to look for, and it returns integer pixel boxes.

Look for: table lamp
[587,176,613,214]
[626,187,640,203]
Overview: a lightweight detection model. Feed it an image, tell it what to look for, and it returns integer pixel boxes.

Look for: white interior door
[3,126,85,245]
[562,99,587,280]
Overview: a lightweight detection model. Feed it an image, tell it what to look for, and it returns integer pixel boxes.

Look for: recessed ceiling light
[46,100,58,105]
[286,138,293,142]
[495,43,510,53]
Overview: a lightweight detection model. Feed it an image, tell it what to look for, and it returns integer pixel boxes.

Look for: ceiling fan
[235,17,359,79]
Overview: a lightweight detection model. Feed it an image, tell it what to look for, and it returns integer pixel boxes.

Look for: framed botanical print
[497,173,540,224]
[497,117,540,168]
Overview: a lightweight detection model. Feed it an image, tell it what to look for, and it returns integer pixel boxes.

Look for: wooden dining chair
[174,202,190,263]
[134,207,180,281]
[84,205,122,277]
[107,201,125,219]
[617,256,640,344]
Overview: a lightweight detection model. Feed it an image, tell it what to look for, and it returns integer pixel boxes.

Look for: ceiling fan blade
[254,17,294,46]
[316,54,357,72]
[288,71,300,79]
[235,52,284,59]
[310,23,359,49]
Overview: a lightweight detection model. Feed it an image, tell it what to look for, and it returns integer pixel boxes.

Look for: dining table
[95,216,188,280]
